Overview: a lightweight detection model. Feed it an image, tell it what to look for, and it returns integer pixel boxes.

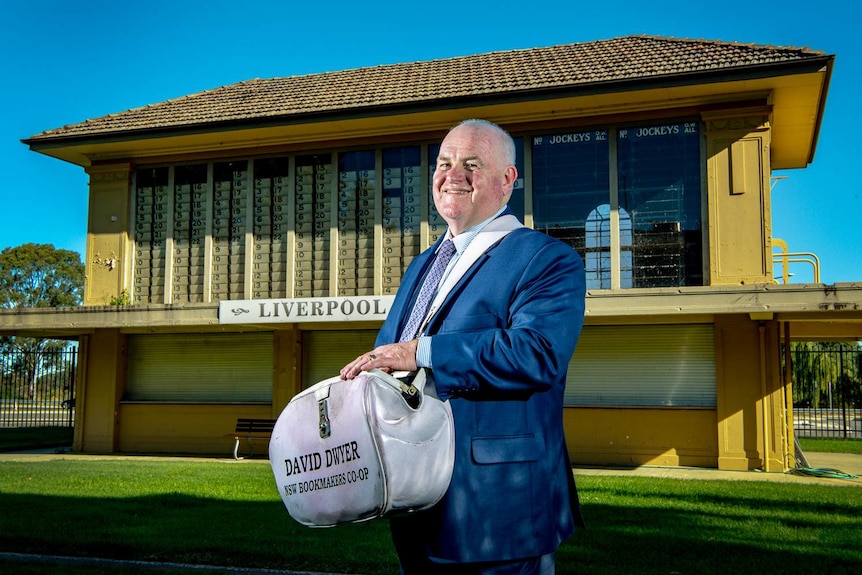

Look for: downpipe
[759,322,770,473]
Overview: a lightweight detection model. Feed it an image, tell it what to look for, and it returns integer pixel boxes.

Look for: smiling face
[432,122,518,236]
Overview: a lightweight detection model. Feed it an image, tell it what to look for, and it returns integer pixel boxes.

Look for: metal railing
[0,347,76,428]
[773,238,821,284]
[791,346,861,439]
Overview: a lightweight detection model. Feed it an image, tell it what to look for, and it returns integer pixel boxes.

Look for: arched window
[532,123,702,289]
[585,204,632,289]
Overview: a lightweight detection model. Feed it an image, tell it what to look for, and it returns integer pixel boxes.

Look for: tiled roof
[28,35,827,142]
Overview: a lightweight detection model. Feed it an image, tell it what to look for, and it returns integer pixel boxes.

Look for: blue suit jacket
[378,218,586,564]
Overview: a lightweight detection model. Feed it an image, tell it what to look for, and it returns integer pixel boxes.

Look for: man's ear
[501,165,518,204]
[503,165,518,189]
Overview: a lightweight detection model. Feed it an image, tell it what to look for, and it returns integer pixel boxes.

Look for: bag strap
[418,214,523,335]
[368,368,427,403]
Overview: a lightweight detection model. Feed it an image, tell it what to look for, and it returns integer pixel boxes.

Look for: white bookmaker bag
[269,368,455,527]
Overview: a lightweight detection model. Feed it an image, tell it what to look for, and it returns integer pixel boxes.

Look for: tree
[0,243,84,400]
[0,243,84,309]
[790,341,861,409]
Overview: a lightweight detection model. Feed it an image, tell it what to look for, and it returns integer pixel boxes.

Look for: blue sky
[2,0,858,284]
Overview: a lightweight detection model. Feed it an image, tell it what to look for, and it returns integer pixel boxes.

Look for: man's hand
[340,340,419,380]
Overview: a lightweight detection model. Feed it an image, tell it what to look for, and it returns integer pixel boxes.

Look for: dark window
[531,130,610,289]
[618,123,702,287]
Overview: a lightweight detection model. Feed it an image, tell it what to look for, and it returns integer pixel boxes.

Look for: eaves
[23,56,834,152]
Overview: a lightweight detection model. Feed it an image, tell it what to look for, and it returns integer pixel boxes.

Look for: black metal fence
[0,346,76,428]
[791,345,862,439]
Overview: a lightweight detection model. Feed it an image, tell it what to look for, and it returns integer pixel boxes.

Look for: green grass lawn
[0,457,860,575]
[799,436,862,455]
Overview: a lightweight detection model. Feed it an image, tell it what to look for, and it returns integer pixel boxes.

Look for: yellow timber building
[7,35,861,471]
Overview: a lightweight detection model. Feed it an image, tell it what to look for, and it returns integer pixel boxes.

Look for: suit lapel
[422,235,508,337]
[400,213,523,338]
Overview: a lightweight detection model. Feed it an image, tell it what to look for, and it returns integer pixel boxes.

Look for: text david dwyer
[280,440,369,497]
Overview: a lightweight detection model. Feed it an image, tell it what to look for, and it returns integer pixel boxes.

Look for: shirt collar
[443,206,508,255]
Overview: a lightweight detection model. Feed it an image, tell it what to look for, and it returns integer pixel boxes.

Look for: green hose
[787,467,860,480]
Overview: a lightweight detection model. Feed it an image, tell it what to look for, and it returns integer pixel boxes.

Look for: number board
[172,164,208,303]
[337,151,376,297]
[294,155,332,298]
[211,161,249,300]
[133,167,168,304]
[251,157,290,299]
[382,146,422,294]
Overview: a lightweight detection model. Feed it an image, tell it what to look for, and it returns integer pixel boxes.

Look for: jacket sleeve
[429,238,585,400]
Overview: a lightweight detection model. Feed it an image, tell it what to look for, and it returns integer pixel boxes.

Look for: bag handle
[368,368,427,408]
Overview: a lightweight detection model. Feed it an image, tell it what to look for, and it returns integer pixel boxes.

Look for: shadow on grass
[0,491,396,574]
[0,477,860,575]
[0,427,73,452]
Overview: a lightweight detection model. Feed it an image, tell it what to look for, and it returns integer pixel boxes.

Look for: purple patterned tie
[399,239,456,342]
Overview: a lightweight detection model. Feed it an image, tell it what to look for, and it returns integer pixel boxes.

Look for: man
[340,119,586,574]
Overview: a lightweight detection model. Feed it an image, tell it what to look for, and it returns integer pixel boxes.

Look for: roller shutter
[565,324,716,407]
[126,333,273,402]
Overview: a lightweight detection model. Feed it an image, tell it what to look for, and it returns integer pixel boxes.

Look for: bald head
[450,119,516,166]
